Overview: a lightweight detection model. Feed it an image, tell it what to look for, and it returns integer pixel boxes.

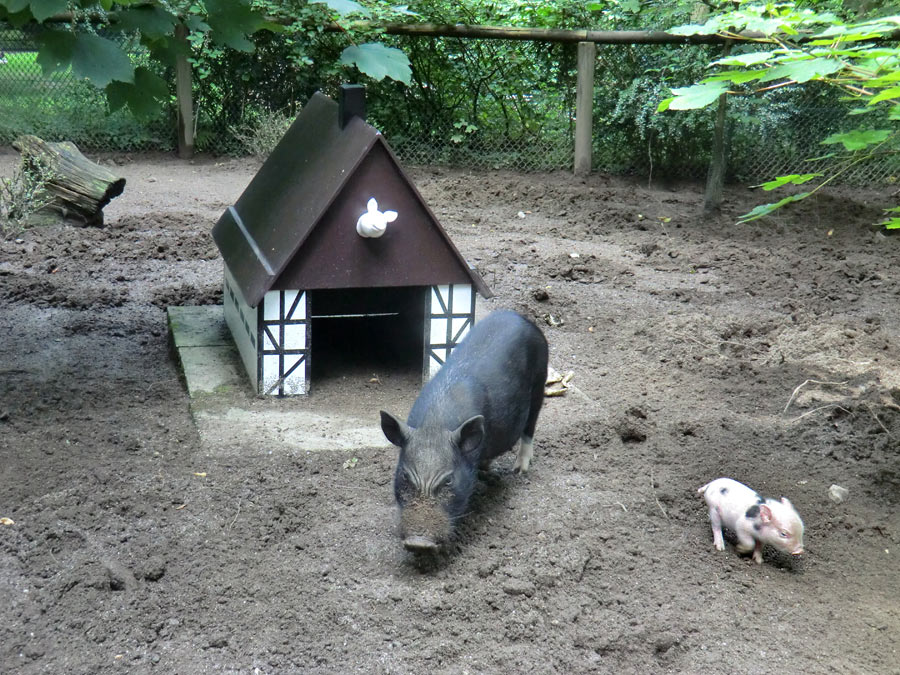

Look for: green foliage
[0,0,411,129]
[206,0,278,52]
[756,173,823,190]
[36,30,134,87]
[658,1,900,227]
[5,0,894,184]
[606,67,714,174]
[358,0,706,173]
[0,154,56,236]
[597,43,721,175]
[0,0,278,119]
[738,191,810,222]
[0,48,169,149]
[364,30,571,155]
[821,128,892,151]
[657,81,728,111]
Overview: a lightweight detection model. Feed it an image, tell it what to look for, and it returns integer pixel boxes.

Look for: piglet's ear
[380,411,409,448]
[452,415,485,458]
[758,504,774,524]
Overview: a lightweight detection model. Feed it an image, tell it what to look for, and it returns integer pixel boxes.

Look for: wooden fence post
[174,23,194,159]
[574,41,596,176]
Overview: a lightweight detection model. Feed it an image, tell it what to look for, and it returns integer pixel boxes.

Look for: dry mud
[1,150,899,674]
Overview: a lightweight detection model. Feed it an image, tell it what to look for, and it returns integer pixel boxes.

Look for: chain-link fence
[0,24,173,152]
[1,23,897,184]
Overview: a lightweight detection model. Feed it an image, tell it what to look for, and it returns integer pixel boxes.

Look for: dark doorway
[309,286,426,382]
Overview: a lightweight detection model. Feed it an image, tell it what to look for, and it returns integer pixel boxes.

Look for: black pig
[380,310,548,552]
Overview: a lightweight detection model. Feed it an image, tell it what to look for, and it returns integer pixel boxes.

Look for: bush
[228,107,295,159]
[0,156,56,237]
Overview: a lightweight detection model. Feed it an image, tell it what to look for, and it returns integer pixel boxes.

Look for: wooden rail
[332,21,900,44]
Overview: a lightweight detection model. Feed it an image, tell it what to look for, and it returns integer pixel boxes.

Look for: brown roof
[213,91,491,307]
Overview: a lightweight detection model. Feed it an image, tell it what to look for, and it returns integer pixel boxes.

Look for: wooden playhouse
[213,85,491,396]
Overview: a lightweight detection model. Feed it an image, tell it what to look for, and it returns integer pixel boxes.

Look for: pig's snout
[792,546,804,556]
[399,499,452,552]
[403,535,440,552]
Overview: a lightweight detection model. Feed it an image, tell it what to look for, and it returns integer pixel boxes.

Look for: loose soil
[1,149,899,674]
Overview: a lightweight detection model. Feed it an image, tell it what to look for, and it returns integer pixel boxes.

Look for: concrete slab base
[167,306,244,397]
[167,305,397,452]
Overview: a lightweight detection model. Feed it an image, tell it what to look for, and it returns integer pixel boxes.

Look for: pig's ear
[758,504,774,524]
[380,411,409,448]
[452,415,485,458]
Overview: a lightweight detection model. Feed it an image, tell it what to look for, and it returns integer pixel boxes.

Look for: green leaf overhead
[113,5,178,39]
[712,51,778,67]
[758,57,843,84]
[755,174,824,191]
[71,32,135,87]
[34,28,76,75]
[660,2,900,229]
[869,87,900,105]
[657,82,728,111]
[35,28,134,87]
[821,129,892,151]
[704,70,765,85]
[738,193,811,222]
[206,0,276,52]
[312,0,368,18]
[3,0,33,14]
[107,67,169,120]
[340,42,412,84]
[27,0,67,22]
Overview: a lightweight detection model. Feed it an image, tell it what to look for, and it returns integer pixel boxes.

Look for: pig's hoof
[403,536,440,553]
[514,440,533,473]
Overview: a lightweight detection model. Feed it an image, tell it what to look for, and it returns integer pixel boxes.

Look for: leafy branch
[0,0,412,122]
[657,2,900,228]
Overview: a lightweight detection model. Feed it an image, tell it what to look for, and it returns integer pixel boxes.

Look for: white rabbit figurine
[356,198,397,238]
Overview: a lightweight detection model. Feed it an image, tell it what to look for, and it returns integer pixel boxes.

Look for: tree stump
[12,135,126,226]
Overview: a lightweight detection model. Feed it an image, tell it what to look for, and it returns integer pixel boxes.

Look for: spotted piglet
[698,477,805,564]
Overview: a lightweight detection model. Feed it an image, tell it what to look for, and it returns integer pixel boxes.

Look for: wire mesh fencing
[1,23,897,185]
[0,24,174,152]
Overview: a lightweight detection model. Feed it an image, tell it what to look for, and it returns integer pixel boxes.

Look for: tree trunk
[703,42,732,214]
[174,23,195,160]
[12,135,126,226]
[703,91,730,213]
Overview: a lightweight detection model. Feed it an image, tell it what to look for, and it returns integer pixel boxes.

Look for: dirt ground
[1,148,899,675]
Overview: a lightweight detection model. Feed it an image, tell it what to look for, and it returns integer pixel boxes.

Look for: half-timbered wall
[260,289,309,396]
[425,283,474,379]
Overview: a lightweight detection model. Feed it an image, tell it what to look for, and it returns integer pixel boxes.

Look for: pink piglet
[699,477,805,564]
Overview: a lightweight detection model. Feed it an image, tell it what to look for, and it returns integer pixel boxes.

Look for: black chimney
[338,84,366,129]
